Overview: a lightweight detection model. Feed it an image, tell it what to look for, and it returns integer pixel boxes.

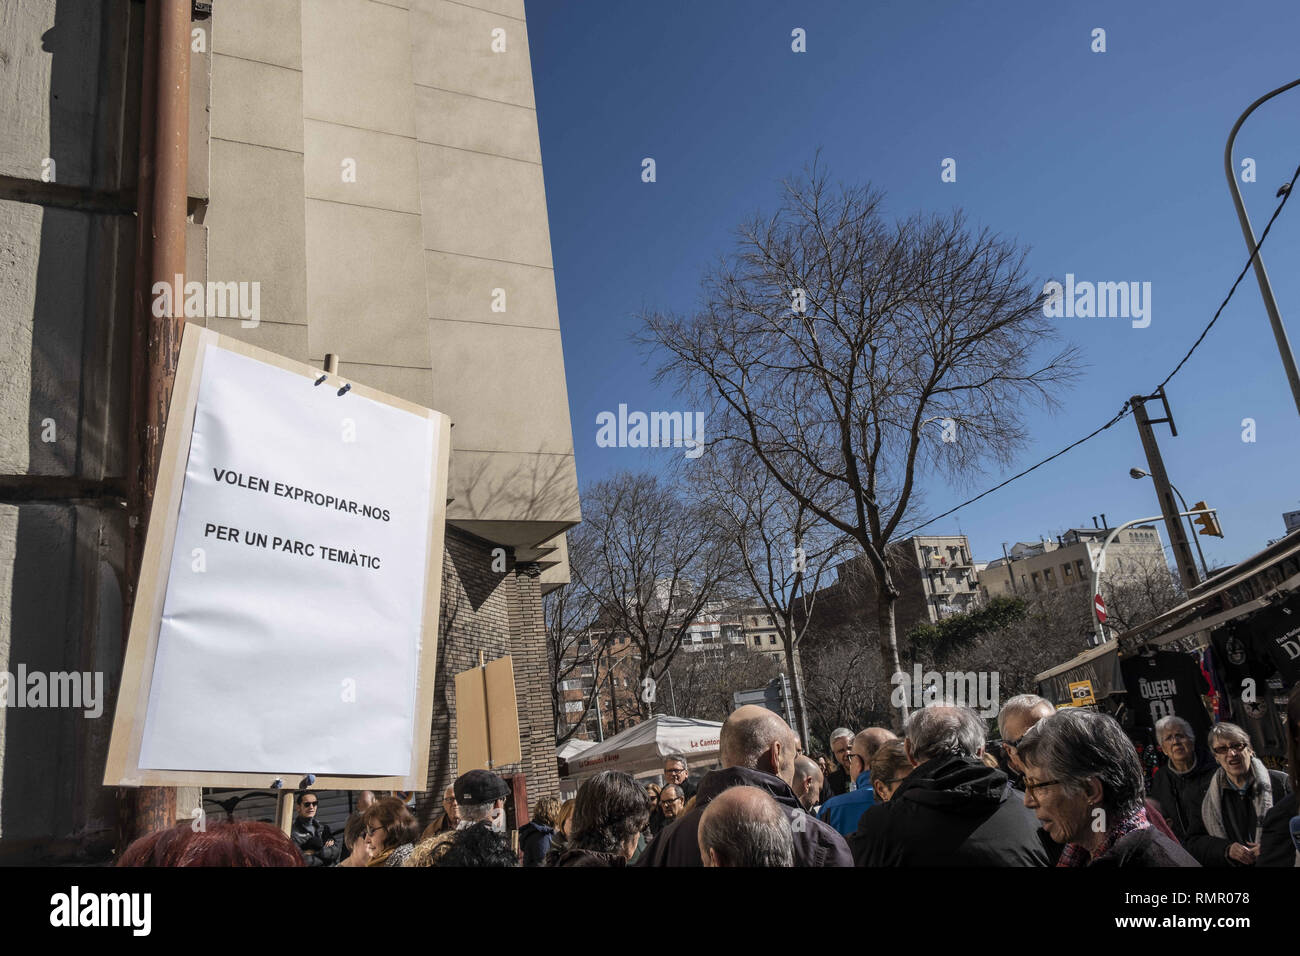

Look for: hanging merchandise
[1197,647,1226,721]
[1120,649,1212,742]
[1234,599,1300,684]
[1210,621,1275,696]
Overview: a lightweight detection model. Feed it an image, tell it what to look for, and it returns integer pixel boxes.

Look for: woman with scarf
[1018,709,1198,866]
[362,796,419,867]
[1184,721,1290,866]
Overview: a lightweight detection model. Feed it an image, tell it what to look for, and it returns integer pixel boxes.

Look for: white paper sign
[138,345,436,775]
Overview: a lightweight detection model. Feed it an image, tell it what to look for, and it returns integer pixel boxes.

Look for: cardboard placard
[454,655,521,772]
[104,324,451,790]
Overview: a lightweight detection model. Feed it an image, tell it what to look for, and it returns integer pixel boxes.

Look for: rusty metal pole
[118,0,191,854]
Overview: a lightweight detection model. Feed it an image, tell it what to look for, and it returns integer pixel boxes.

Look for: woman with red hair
[118,820,303,867]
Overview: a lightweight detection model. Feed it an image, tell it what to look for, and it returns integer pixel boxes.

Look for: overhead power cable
[900,161,1300,537]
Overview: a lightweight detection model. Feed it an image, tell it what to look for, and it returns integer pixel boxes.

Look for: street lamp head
[1129,468,1148,480]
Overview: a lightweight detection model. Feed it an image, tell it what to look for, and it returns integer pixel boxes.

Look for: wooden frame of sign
[104,324,451,791]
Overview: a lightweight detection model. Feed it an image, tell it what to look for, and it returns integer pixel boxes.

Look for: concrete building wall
[0,0,576,861]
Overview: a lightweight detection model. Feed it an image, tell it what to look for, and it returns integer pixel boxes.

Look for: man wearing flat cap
[405,769,516,867]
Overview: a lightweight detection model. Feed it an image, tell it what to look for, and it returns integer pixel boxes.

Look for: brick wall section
[418,525,558,827]
[509,562,559,800]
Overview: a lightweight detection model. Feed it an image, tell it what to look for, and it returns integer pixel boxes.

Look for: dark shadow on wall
[0,0,138,863]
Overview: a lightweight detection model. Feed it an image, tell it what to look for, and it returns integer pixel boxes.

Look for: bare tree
[639,157,1080,725]
[544,568,612,745]
[664,645,782,723]
[686,443,852,747]
[568,472,736,721]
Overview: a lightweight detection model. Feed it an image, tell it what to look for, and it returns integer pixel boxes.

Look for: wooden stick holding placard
[454,655,521,773]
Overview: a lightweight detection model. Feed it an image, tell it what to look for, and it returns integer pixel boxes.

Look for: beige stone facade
[0,0,577,861]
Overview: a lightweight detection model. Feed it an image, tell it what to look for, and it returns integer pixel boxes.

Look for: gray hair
[663,752,689,771]
[1154,715,1195,743]
[697,787,794,867]
[997,694,1054,738]
[459,801,494,823]
[905,705,986,761]
[1015,709,1143,818]
[829,727,854,746]
[1207,722,1251,749]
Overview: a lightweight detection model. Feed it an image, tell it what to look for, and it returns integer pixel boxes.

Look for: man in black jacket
[290,792,341,867]
[823,728,856,799]
[1147,716,1215,843]
[850,705,1051,867]
[637,706,852,867]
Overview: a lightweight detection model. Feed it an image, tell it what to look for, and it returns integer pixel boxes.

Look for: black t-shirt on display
[1237,604,1300,685]
[1210,624,1275,696]
[1121,650,1212,742]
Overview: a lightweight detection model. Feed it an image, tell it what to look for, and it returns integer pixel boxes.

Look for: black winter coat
[1257,791,1298,867]
[1088,828,1200,867]
[850,754,1051,867]
[635,766,852,867]
[290,816,341,867]
[1183,768,1290,866]
[824,766,853,799]
[1147,758,1216,843]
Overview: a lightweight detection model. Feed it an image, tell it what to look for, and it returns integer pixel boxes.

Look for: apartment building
[979,526,1167,599]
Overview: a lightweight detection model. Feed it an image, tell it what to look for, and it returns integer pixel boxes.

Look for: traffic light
[1191,501,1223,537]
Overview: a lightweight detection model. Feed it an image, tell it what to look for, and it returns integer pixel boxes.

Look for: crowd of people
[116,684,1299,867]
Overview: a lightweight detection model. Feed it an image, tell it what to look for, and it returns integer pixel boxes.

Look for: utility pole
[1130,391,1200,592]
[1001,543,1017,594]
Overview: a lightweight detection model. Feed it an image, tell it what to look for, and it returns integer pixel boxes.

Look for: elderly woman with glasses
[1017,709,1197,866]
[1184,722,1291,866]
[362,796,419,867]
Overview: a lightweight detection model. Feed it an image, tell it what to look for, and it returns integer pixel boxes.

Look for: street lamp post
[1224,78,1300,418]
[1129,468,1210,578]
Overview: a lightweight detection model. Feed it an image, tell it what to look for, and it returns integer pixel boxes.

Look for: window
[560,679,583,691]
[768,635,778,645]
[1076,559,1087,580]
[1031,572,1041,593]
[1021,574,1029,590]
[1044,567,1056,589]
[753,635,761,646]
[1062,563,1073,581]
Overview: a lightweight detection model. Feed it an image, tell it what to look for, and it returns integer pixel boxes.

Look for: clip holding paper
[298,773,317,789]
[337,383,351,397]
[270,777,284,790]
[314,374,327,386]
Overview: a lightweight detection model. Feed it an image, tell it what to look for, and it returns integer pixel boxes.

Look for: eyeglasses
[1161,734,1191,745]
[1211,742,1248,756]
[366,824,387,837]
[300,801,318,808]
[1023,779,1061,798]
[665,767,686,776]
[660,797,683,806]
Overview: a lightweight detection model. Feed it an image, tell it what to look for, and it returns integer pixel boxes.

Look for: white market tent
[556,737,595,762]
[563,715,723,783]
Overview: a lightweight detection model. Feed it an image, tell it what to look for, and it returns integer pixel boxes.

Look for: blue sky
[525,0,1300,569]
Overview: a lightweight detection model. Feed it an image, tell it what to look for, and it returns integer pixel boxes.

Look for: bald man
[817,727,897,837]
[698,786,795,867]
[791,756,824,813]
[637,706,851,867]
